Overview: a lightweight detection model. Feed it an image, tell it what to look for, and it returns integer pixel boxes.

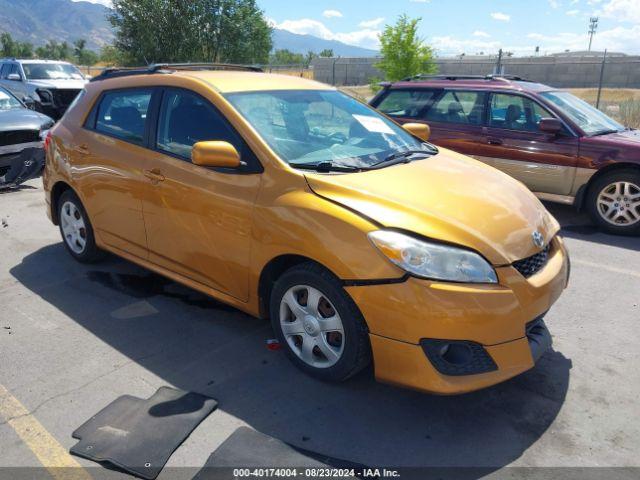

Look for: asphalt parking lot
[1,178,639,479]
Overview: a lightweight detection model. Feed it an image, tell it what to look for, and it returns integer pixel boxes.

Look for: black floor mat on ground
[193,427,360,480]
[71,386,218,479]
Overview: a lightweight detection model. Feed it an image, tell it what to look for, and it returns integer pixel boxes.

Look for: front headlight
[368,230,498,284]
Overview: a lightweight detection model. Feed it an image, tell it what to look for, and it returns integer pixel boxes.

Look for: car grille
[513,243,551,278]
[0,130,40,147]
[53,89,81,107]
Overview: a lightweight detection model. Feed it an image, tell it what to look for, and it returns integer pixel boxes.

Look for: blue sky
[77,0,640,55]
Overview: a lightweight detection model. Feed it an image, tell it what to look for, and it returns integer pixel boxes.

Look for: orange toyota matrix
[43,64,569,394]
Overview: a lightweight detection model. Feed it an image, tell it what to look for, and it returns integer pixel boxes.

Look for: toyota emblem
[532,231,545,249]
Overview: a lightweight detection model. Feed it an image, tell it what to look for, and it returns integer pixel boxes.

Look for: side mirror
[402,122,431,142]
[22,96,35,109]
[539,118,562,135]
[7,73,22,81]
[192,141,241,168]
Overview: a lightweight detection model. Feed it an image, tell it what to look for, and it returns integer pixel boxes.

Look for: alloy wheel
[596,181,640,227]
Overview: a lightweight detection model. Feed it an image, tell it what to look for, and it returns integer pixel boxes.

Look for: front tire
[58,190,105,263]
[586,169,640,236]
[270,263,371,382]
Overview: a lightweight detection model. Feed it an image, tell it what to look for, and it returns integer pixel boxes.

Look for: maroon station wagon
[370,75,640,235]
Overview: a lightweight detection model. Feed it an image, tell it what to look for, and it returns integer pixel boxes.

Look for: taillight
[44,131,52,150]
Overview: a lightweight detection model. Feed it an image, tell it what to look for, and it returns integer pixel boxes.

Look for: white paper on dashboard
[352,114,396,135]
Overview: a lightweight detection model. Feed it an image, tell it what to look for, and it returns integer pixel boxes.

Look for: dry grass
[569,88,640,128]
[339,85,375,102]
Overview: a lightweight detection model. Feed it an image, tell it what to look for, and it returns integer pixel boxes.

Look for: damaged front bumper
[0,142,45,189]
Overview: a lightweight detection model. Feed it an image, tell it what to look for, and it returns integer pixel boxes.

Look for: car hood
[28,79,87,90]
[304,148,560,265]
[0,108,54,132]
[587,128,640,147]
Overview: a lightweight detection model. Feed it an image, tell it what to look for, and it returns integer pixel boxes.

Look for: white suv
[0,59,87,119]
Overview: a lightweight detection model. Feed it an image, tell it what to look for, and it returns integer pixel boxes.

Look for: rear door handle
[487,138,503,146]
[144,168,165,183]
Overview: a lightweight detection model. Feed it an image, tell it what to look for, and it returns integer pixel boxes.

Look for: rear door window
[376,89,436,118]
[489,93,554,132]
[95,89,152,144]
[425,90,486,125]
[424,90,486,125]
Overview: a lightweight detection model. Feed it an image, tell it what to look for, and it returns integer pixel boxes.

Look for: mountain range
[0,0,378,57]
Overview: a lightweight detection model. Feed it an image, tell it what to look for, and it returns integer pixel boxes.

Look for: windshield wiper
[289,161,362,173]
[368,149,435,170]
[591,129,621,137]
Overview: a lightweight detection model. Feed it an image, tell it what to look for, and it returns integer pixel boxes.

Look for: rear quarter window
[92,89,152,144]
[376,89,436,118]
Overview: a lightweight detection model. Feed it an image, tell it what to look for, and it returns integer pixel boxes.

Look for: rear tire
[58,190,105,263]
[586,169,640,236]
[269,263,371,382]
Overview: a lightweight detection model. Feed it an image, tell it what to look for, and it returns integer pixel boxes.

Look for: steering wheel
[328,132,348,144]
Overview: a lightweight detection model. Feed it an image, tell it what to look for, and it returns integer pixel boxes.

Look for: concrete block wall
[311,56,640,88]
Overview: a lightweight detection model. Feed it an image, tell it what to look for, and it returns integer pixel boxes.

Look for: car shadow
[543,202,639,252]
[10,244,572,478]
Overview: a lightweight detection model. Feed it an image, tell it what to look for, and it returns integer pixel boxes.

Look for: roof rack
[90,63,263,82]
[400,74,531,82]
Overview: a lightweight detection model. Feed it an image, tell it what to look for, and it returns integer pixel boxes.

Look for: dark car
[0,86,54,189]
[370,75,640,235]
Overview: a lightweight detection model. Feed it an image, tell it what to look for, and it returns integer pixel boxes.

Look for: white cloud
[359,17,385,28]
[72,0,112,5]
[549,0,561,7]
[491,12,511,21]
[566,9,581,14]
[276,19,335,39]
[322,10,343,19]
[599,0,640,23]
[274,18,381,49]
[431,36,502,55]
[473,30,491,37]
[526,24,640,52]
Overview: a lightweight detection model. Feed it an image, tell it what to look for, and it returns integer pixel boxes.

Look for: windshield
[0,88,22,111]
[224,90,434,169]
[22,63,84,81]
[540,91,624,136]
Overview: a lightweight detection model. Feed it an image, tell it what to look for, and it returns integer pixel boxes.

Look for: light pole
[588,17,598,51]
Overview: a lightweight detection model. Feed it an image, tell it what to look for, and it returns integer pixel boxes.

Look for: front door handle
[487,138,503,146]
[144,168,165,183]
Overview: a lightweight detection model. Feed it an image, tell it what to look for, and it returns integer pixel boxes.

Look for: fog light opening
[439,343,473,365]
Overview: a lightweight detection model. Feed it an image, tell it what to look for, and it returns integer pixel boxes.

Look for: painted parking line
[0,384,91,480]
[572,259,640,279]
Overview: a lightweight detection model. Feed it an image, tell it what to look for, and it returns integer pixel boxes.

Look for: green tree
[269,49,304,65]
[109,0,272,65]
[73,39,99,65]
[376,15,436,82]
[319,49,334,58]
[304,50,317,66]
[99,45,125,66]
[1,32,34,58]
[34,40,74,61]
